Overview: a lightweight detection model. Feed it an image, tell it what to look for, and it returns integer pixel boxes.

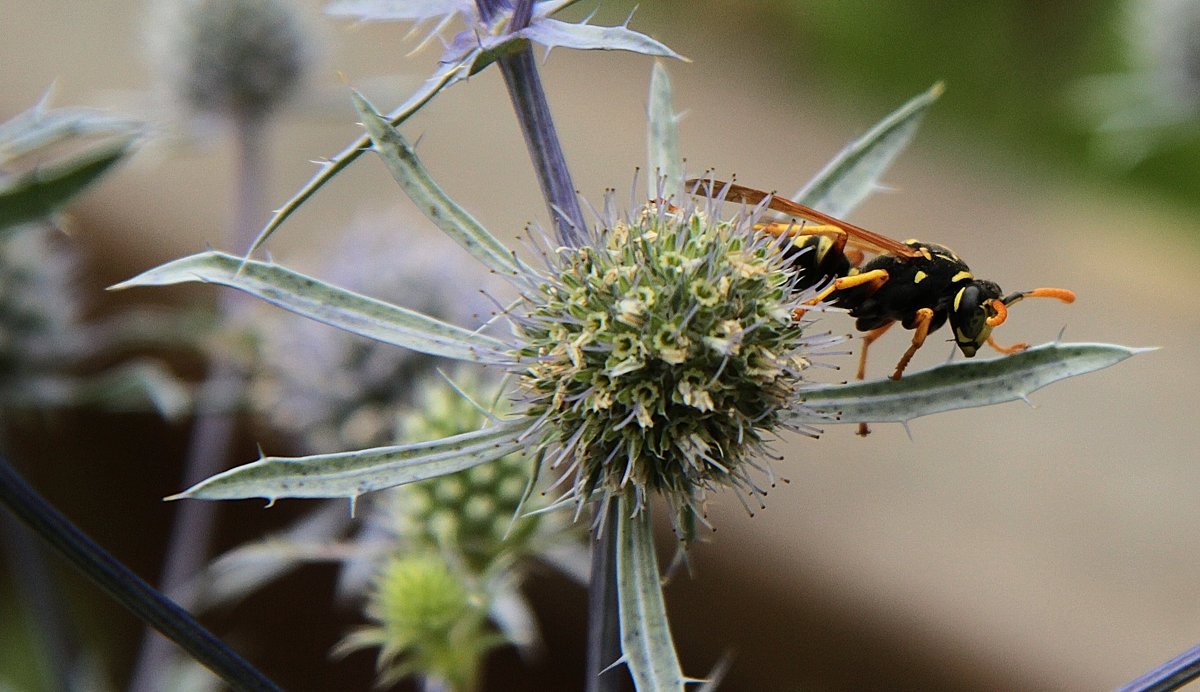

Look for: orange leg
[856,321,894,381]
[855,321,895,437]
[755,222,847,247]
[987,335,1028,355]
[891,307,934,381]
[793,268,890,320]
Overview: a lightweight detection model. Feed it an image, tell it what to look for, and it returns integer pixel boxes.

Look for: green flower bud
[382,370,551,572]
[340,553,497,691]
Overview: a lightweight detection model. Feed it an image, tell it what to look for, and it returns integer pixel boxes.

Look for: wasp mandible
[689,178,1076,394]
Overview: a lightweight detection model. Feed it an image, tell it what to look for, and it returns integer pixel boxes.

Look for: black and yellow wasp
[690,179,1075,429]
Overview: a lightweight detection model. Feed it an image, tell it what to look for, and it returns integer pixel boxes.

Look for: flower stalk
[0,453,279,692]
[133,2,312,686]
[480,0,586,246]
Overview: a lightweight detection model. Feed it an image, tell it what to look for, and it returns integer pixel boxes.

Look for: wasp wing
[687,178,920,259]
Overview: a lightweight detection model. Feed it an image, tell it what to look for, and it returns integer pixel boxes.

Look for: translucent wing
[687,178,920,259]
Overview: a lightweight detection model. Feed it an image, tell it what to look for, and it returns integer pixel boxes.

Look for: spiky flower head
[338,553,499,692]
[514,196,827,528]
[150,0,311,121]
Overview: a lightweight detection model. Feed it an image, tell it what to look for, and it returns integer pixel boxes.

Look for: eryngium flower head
[514,197,824,527]
[150,0,311,121]
[378,368,569,573]
[338,553,498,691]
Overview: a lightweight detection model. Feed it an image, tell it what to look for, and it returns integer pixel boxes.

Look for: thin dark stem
[1116,644,1200,692]
[130,113,265,692]
[474,1,615,686]
[128,378,241,691]
[0,454,279,691]
[497,49,586,247]
[585,496,623,692]
[509,0,532,28]
[477,0,587,247]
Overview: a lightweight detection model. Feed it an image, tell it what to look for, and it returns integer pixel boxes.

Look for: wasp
[689,179,1075,432]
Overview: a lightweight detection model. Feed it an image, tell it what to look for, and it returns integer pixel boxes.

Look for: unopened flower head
[339,553,497,691]
[150,0,312,121]
[380,369,561,573]
[511,194,828,526]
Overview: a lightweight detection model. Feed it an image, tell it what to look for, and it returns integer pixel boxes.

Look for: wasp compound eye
[951,282,1001,357]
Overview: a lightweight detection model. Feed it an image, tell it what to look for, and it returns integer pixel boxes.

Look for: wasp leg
[891,307,934,381]
[792,268,890,320]
[756,222,846,243]
[987,335,1028,355]
[757,223,849,259]
[856,321,894,381]
[855,321,896,436]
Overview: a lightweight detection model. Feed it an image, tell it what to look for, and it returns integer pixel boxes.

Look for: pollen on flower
[511,195,830,527]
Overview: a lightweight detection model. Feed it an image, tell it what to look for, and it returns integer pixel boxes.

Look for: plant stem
[130,113,266,691]
[497,49,585,247]
[477,0,586,247]
[585,496,623,692]
[0,453,280,691]
[1116,643,1200,692]
[474,0,617,685]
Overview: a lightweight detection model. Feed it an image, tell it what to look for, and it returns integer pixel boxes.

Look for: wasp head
[949,280,1004,357]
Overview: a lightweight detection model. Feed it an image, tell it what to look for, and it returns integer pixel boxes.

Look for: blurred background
[1,0,1197,689]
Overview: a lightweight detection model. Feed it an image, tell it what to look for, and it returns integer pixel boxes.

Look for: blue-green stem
[130,112,266,692]
[0,453,279,691]
[479,0,586,248]
[473,0,614,686]
[1116,644,1200,692]
[586,496,624,692]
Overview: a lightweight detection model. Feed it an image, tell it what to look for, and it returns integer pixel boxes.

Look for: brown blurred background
[2,1,1198,690]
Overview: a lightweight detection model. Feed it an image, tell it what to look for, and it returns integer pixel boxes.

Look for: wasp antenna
[986,298,1008,327]
[900,420,915,442]
[1054,325,1069,343]
[1002,287,1076,306]
[1031,287,1076,303]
